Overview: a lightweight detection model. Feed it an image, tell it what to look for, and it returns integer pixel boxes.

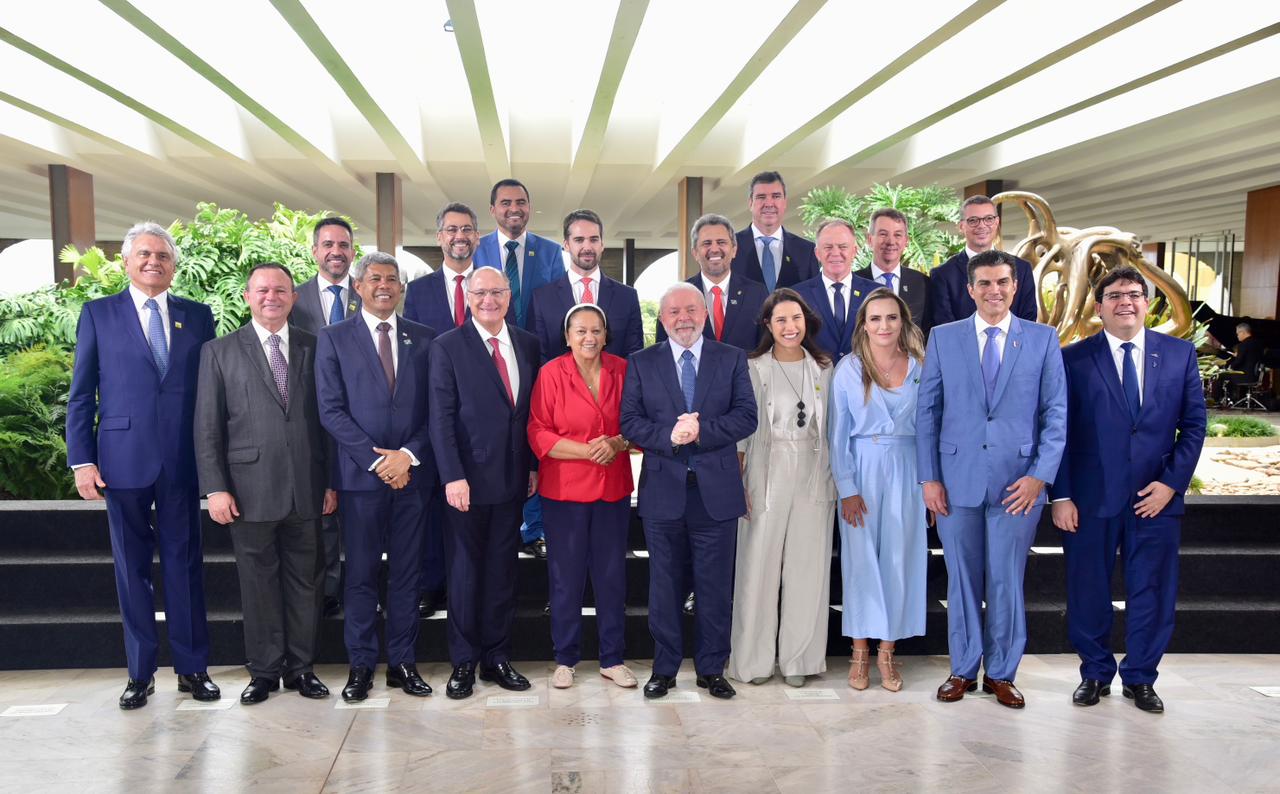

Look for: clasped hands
[670,412,700,447]
[585,435,627,466]
[373,447,411,489]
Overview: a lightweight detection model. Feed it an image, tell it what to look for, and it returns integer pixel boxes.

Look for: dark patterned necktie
[267,333,288,408]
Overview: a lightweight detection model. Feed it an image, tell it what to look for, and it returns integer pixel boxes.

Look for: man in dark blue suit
[855,208,933,334]
[429,267,542,699]
[930,196,1038,328]
[621,282,758,700]
[316,252,437,702]
[791,219,881,362]
[730,171,819,291]
[657,213,768,353]
[529,208,644,362]
[66,222,220,709]
[1051,266,1206,713]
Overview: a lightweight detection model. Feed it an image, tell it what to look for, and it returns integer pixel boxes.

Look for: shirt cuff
[401,447,420,467]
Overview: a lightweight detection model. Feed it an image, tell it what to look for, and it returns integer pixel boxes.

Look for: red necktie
[453,274,466,327]
[581,276,594,303]
[711,285,726,342]
[489,337,515,405]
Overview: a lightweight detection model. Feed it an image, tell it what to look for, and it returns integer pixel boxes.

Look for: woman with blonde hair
[828,287,928,691]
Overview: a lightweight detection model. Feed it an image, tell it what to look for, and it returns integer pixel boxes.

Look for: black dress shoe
[643,674,677,699]
[1123,684,1164,713]
[387,662,433,696]
[119,677,155,710]
[479,661,531,691]
[683,592,695,616]
[696,673,736,699]
[177,672,221,701]
[283,672,330,699]
[446,663,476,700]
[323,596,342,617]
[418,590,445,619]
[521,538,548,559]
[1072,679,1110,706]
[342,666,374,702]
[240,677,279,705]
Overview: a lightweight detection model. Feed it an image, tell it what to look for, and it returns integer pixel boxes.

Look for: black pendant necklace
[773,354,808,428]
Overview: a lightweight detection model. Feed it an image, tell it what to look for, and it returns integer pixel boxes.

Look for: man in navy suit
[657,213,768,352]
[730,171,819,291]
[429,267,542,699]
[855,208,933,334]
[316,252,437,702]
[529,208,645,362]
[1051,266,1206,713]
[917,250,1066,709]
[930,196,1038,327]
[66,222,220,709]
[792,219,881,362]
[621,283,758,700]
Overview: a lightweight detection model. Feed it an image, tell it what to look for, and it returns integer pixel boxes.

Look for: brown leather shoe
[982,676,1025,709]
[936,675,977,702]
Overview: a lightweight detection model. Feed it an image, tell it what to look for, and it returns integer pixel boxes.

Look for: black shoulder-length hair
[749,287,832,368]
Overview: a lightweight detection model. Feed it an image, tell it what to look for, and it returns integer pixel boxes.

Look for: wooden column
[48,164,95,283]
[623,238,636,286]
[375,172,402,255]
[1141,242,1167,271]
[676,177,703,280]
[1241,185,1280,319]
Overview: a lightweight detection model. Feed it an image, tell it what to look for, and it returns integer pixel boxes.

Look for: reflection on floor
[0,654,1276,793]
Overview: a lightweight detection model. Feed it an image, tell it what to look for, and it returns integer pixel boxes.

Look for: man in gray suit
[292,217,361,616]
[196,263,337,704]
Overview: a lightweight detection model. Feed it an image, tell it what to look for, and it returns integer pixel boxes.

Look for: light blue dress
[828,354,927,641]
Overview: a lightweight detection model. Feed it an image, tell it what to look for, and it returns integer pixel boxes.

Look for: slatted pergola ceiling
[1,0,1278,249]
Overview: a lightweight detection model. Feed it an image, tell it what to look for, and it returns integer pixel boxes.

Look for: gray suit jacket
[194,323,329,522]
[291,275,361,335]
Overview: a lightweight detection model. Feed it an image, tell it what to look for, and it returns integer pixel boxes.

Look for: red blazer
[528,352,634,502]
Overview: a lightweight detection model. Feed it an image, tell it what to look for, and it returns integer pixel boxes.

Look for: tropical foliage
[1206,415,1277,438]
[0,346,76,499]
[797,183,964,272]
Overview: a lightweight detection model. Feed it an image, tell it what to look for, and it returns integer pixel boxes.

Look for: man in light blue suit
[916,250,1066,709]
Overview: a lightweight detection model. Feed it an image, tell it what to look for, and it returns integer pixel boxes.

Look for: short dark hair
[436,202,478,230]
[748,171,786,198]
[961,195,996,212]
[490,178,530,207]
[869,207,909,234]
[1093,266,1148,304]
[246,261,294,285]
[967,249,1018,285]
[562,209,603,240]
[312,217,353,246]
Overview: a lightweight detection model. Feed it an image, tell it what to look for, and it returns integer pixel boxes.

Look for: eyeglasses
[440,226,477,236]
[962,215,999,228]
[1102,290,1147,303]
[468,288,510,299]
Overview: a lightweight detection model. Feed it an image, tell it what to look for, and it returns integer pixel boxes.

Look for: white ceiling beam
[446,0,509,185]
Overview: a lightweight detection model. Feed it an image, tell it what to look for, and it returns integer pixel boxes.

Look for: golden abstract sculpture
[992,191,1192,344]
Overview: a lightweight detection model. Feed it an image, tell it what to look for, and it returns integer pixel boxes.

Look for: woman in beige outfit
[727,289,836,687]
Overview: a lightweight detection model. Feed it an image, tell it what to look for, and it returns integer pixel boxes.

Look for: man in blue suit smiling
[1051,266,1205,713]
[916,249,1066,709]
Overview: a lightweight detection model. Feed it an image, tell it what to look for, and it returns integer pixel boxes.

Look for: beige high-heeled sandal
[848,647,870,690]
[877,645,903,692]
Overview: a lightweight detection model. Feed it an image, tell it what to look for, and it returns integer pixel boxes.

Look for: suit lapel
[163,299,190,384]
[351,317,393,397]
[463,322,514,410]
[721,282,748,342]
[287,333,308,416]
[1141,330,1160,414]
[658,346,690,414]
[238,325,286,411]
[515,332,536,409]
[990,317,1024,408]
[1089,332,1127,414]
[392,325,414,400]
[113,290,158,375]
[692,344,717,412]
[957,321,985,407]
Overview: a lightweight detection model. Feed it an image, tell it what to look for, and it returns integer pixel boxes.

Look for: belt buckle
[871,434,880,444]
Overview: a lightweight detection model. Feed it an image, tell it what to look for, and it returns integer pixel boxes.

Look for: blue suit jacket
[1049,331,1206,518]
[655,274,769,353]
[929,252,1038,328]
[791,273,881,362]
[528,274,645,363]
[66,289,215,489]
[620,340,758,522]
[402,268,514,334]
[315,314,437,491]
[474,231,565,329]
[731,228,819,289]
[428,321,541,505]
[916,316,1067,508]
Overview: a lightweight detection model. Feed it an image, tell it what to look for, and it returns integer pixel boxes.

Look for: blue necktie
[680,349,696,412]
[144,298,169,377]
[758,236,777,293]
[882,272,895,292]
[1120,341,1141,422]
[327,284,344,325]
[831,282,847,349]
[504,240,522,324]
[981,326,1001,406]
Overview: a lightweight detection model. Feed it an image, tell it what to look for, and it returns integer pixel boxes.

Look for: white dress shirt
[473,317,520,399]
[128,284,170,347]
[441,264,474,320]
[497,230,527,281]
[249,319,289,364]
[751,224,781,277]
[975,311,1013,365]
[701,272,731,337]
[819,271,857,321]
[870,263,903,295]
[360,310,399,372]
[317,275,353,324]
[1103,328,1145,404]
[570,268,600,304]
[668,335,704,381]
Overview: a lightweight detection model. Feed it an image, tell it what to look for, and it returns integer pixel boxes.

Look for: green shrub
[1206,415,1277,438]
[797,183,963,272]
[0,346,76,499]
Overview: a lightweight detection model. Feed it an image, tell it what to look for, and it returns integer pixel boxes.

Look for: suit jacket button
[987,417,992,422]
[982,444,988,449]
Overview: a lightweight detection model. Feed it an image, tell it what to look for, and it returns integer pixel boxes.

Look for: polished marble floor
[0,654,1277,793]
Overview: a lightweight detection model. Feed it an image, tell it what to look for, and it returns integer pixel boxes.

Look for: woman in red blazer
[528,304,636,690]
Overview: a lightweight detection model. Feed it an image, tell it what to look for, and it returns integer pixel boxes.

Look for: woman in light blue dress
[828,287,927,692]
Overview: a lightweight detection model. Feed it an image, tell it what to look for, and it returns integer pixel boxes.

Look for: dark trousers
[418,486,447,595]
[643,480,737,677]
[320,512,342,600]
[542,497,629,668]
[340,487,427,669]
[1062,510,1181,685]
[228,511,323,680]
[104,467,209,680]
[444,498,522,666]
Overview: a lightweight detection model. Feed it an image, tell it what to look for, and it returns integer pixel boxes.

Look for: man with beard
[729,171,819,291]
[855,208,933,334]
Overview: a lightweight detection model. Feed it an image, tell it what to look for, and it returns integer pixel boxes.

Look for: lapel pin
[174,321,183,329]
[853,290,861,297]
[1012,339,1020,349]
[902,284,909,293]
[730,299,739,306]
[403,336,413,346]
[348,302,358,313]
[785,255,791,263]
[528,250,536,257]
